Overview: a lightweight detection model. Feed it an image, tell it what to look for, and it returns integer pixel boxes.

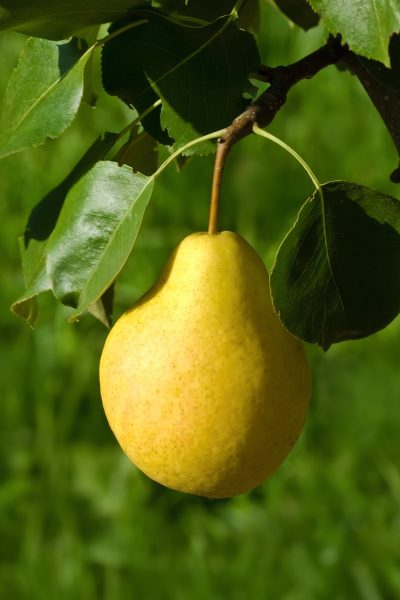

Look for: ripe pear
[99,231,311,498]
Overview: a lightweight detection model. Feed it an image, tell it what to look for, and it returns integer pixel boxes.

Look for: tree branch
[207,36,344,233]
[220,35,344,148]
[341,47,400,182]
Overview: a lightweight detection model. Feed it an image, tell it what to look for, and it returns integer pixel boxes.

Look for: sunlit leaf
[0,38,92,159]
[308,0,400,65]
[12,162,154,325]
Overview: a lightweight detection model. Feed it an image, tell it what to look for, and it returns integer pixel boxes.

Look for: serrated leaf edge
[0,40,94,159]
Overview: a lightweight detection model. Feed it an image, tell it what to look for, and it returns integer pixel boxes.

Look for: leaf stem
[252,125,326,244]
[159,14,209,27]
[231,0,247,19]
[96,19,148,47]
[152,130,226,180]
[110,104,222,173]
[107,100,162,160]
[252,124,321,192]
[205,0,248,235]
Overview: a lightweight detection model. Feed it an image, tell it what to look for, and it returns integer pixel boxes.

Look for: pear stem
[208,140,232,234]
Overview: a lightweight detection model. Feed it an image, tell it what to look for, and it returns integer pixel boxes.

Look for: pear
[99,231,311,498]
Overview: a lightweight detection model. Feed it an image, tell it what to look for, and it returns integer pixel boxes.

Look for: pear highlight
[99,231,311,498]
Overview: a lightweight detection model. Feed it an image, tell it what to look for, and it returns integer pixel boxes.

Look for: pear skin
[99,231,311,498]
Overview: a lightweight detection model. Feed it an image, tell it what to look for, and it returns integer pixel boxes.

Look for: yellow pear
[99,231,311,498]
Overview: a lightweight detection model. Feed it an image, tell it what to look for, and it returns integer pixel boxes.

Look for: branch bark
[220,35,344,148]
[208,36,344,232]
[341,47,400,182]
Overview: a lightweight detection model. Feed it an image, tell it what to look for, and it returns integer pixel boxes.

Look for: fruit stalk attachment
[206,36,343,235]
[208,140,232,234]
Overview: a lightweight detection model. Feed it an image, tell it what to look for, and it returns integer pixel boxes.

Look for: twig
[341,47,400,181]
[222,35,344,148]
[207,35,344,233]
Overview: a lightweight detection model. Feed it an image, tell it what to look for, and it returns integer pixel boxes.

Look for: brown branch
[221,35,344,149]
[341,47,400,182]
[207,35,344,234]
[251,65,275,83]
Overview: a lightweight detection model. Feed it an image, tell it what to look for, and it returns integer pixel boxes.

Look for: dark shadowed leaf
[0,38,92,159]
[12,162,154,325]
[87,283,115,328]
[102,10,260,154]
[308,0,400,65]
[0,0,146,40]
[152,0,236,20]
[102,15,172,146]
[273,0,319,30]
[116,128,158,175]
[57,38,88,73]
[237,0,261,32]
[153,0,261,31]
[270,182,400,350]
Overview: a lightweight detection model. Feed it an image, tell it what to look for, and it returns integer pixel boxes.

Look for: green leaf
[102,10,260,154]
[12,161,154,325]
[0,38,92,159]
[308,0,400,65]
[273,0,319,30]
[0,0,147,40]
[270,182,400,350]
[25,133,118,242]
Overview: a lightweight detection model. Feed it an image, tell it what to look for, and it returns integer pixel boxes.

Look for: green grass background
[1,4,400,599]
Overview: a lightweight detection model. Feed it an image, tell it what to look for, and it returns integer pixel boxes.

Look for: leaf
[25,132,118,245]
[273,0,319,30]
[102,15,172,147]
[237,0,261,32]
[153,0,261,31]
[342,41,400,162]
[12,162,154,325]
[308,0,400,65]
[358,34,400,92]
[0,0,147,40]
[102,10,260,154]
[13,133,119,326]
[87,283,115,328]
[0,38,92,159]
[57,38,88,74]
[117,129,159,175]
[270,182,400,350]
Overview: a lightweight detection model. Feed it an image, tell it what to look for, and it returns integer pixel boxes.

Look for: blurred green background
[1,4,400,599]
